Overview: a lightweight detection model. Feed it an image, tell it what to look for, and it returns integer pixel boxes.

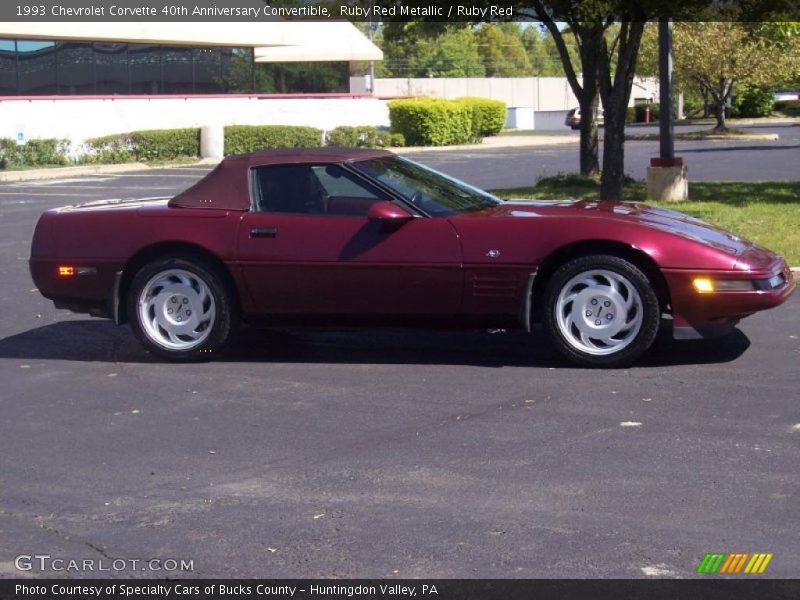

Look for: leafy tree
[524,2,633,189]
[672,22,800,130]
[521,26,580,76]
[475,23,533,76]
[378,24,485,78]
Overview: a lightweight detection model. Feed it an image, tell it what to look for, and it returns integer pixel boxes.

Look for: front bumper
[664,260,796,338]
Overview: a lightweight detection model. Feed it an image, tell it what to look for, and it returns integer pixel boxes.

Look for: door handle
[250,227,277,238]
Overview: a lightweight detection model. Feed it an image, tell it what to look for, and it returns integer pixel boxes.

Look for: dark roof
[169,147,395,211]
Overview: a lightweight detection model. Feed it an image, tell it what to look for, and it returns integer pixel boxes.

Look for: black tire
[127,255,237,362]
[542,254,660,368]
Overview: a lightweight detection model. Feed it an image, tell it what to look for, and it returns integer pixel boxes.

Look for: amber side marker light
[692,277,715,293]
[57,265,75,277]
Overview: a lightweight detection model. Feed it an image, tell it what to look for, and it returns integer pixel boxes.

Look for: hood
[482,199,753,257]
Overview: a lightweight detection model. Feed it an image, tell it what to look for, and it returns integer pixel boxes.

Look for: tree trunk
[600,106,626,200]
[578,95,600,177]
[597,21,645,201]
[576,29,602,177]
[714,99,727,131]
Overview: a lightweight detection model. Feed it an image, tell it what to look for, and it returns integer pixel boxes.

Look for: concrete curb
[0,158,221,183]
[400,135,578,154]
[792,267,800,276]
[626,133,779,142]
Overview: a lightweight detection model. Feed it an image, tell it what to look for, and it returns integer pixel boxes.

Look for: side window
[313,164,385,217]
[251,163,386,217]
[312,165,378,199]
[252,164,326,215]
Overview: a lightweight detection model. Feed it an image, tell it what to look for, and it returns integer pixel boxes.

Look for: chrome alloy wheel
[555,269,643,356]
[137,268,216,351]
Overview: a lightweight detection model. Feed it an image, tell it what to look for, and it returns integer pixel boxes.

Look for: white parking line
[6,185,179,190]
[0,191,94,197]
[13,177,117,186]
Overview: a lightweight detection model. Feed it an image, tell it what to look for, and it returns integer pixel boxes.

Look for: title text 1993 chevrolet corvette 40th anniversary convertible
[30,148,795,367]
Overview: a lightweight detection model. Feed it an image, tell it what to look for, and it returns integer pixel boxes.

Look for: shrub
[733,87,774,118]
[681,91,705,119]
[129,128,200,161]
[325,126,405,148]
[388,98,473,146]
[0,138,70,169]
[774,98,800,117]
[82,134,135,164]
[456,97,507,138]
[80,129,199,163]
[224,125,322,155]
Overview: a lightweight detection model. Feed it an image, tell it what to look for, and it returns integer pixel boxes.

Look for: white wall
[0,96,391,150]
[375,77,660,111]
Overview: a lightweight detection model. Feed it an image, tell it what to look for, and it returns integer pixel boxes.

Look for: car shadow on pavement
[0,319,751,368]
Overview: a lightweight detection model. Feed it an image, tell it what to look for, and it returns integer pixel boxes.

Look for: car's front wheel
[127,255,236,361]
[542,255,660,367]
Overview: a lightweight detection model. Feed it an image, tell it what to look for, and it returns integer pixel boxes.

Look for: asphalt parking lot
[0,136,799,578]
[415,123,800,190]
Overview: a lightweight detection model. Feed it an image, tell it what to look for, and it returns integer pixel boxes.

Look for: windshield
[353,156,502,216]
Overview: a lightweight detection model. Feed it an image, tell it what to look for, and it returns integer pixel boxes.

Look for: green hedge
[82,134,135,164]
[457,97,507,138]
[224,125,322,155]
[129,128,200,161]
[0,138,70,169]
[388,98,474,146]
[83,128,199,163]
[325,126,404,148]
[732,88,774,118]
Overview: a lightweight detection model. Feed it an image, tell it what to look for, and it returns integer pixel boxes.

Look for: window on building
[129,44,161,94]
[0,40,16,96]
[254,62,349,94]
[3,40,349,96]
[95,43,129,94]
[162,46,193,94]
[57,42,94,94]
[17,40,57,95]
[221,48,253,93]
[193,47,222,94]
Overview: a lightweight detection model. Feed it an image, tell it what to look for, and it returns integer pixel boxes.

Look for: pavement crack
[0,506,119,562]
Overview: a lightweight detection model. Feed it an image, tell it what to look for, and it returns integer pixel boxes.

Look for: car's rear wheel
[128,256,236,361]
[542,255,660,367]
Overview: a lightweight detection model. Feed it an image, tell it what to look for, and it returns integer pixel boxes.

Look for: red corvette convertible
[30,148,795,367]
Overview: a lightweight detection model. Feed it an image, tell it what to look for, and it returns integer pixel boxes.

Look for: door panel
[237,213,463,316]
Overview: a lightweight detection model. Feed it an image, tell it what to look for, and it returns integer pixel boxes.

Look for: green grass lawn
[491,176,800,265]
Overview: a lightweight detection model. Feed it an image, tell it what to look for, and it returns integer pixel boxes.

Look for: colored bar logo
[696,552,773,574]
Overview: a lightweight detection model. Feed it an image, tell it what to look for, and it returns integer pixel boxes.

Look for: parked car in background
[30,148,795,367]
[565,107,605,130]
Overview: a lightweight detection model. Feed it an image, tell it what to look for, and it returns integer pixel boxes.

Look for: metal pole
[367,4,376,94]
[658,19,674,160]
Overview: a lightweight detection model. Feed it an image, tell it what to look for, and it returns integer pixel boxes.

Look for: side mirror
[367,201,413,222]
